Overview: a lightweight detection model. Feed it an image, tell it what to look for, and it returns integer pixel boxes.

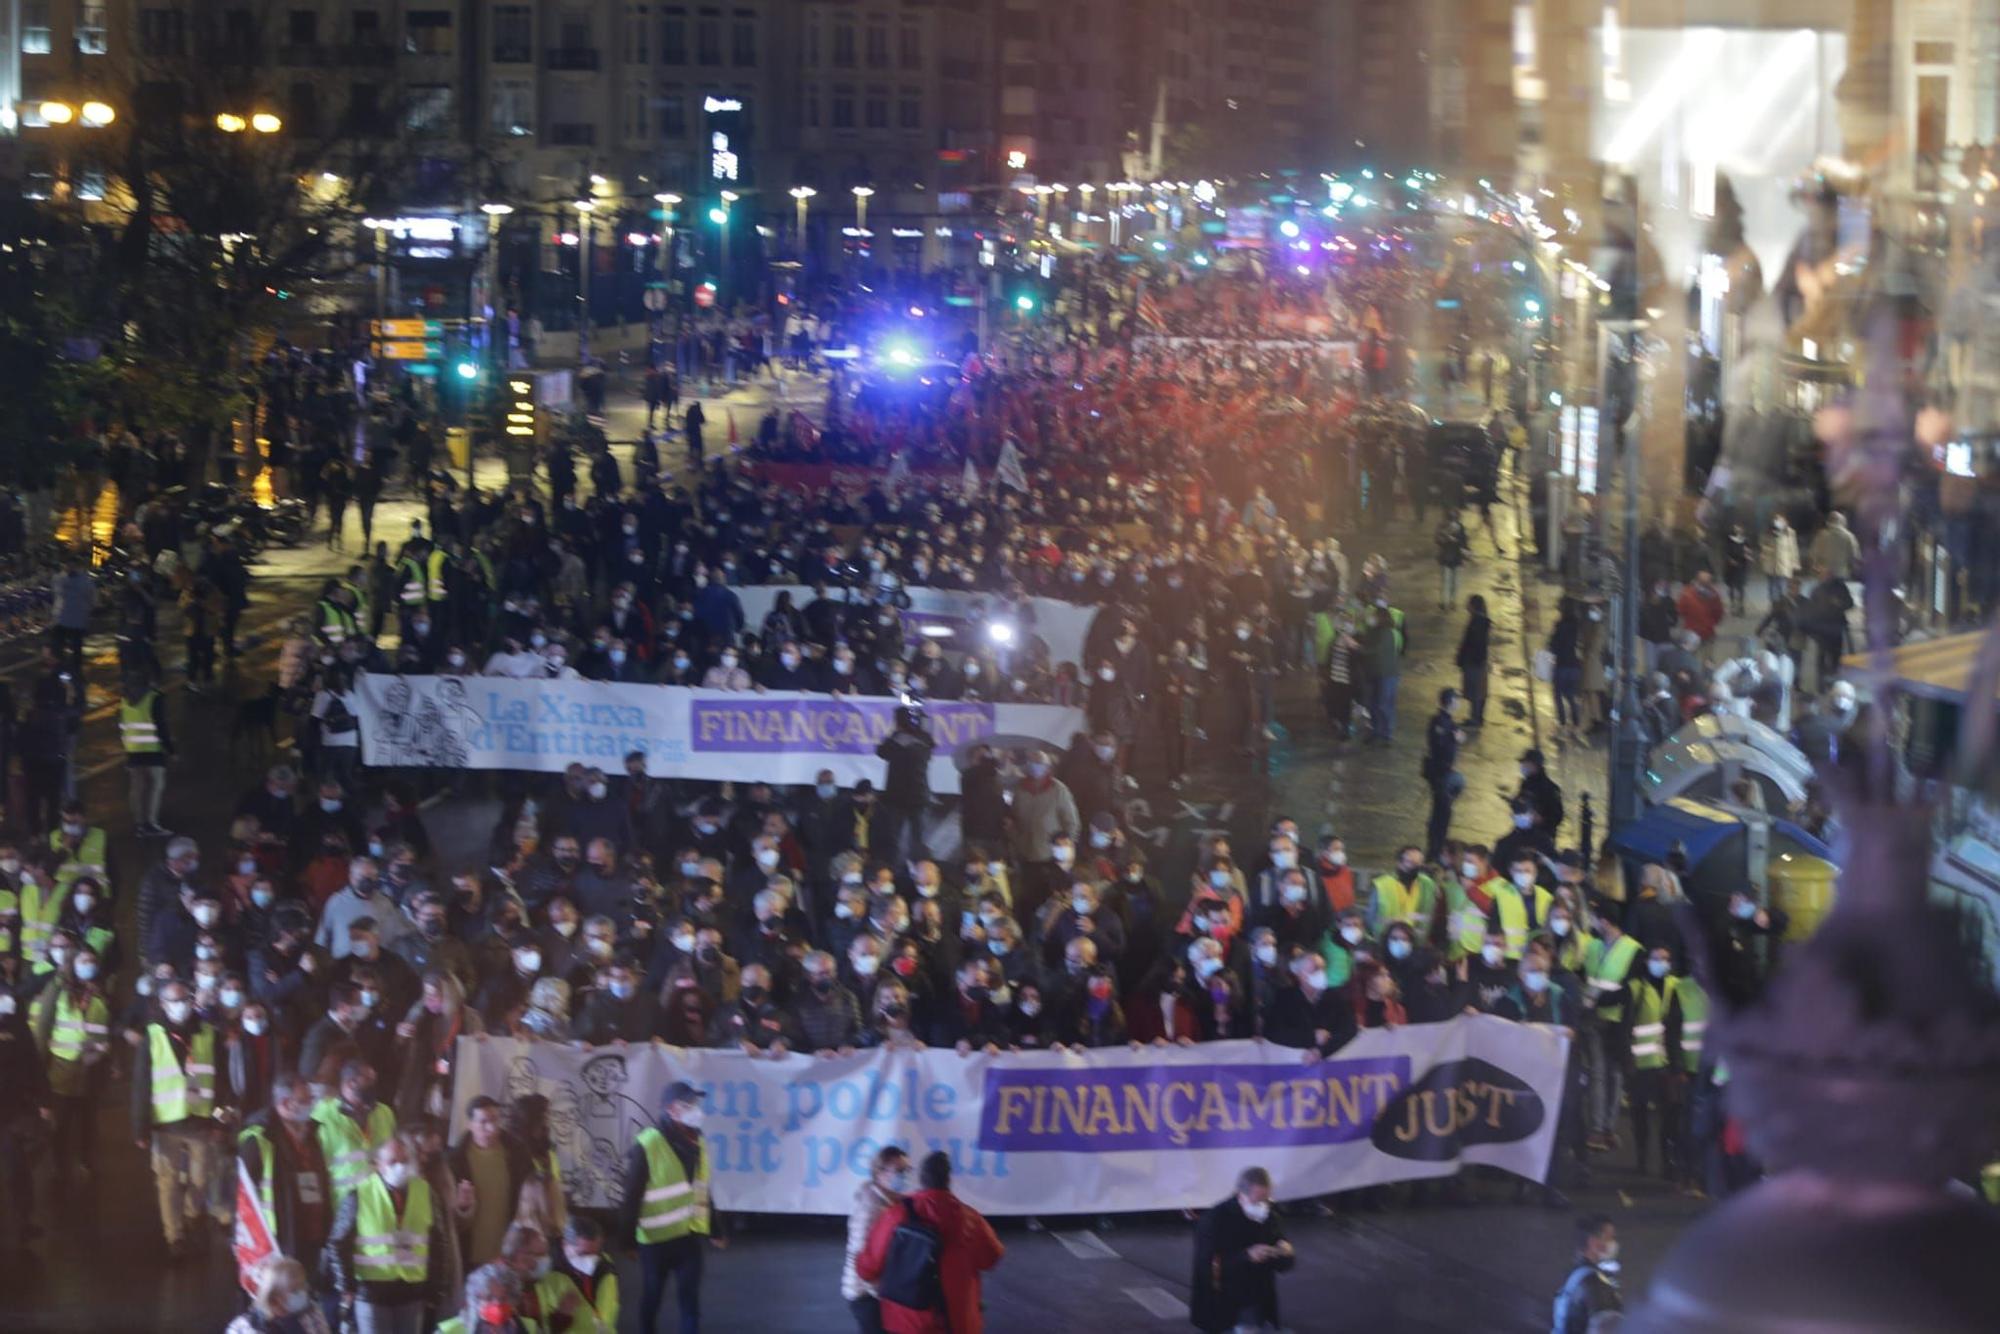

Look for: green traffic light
[1015,294,1035,312]
[455,361,480,380]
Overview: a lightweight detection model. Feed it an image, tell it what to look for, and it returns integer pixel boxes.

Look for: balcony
[545,47,600,71]
[548,122,597,145]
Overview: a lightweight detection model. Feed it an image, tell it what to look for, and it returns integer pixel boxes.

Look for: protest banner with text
[447,1018,1567,1217]
[354,675,1084,793]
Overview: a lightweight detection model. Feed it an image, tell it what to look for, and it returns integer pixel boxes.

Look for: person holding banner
[237,1075,335,1295]
[1190,1166,1296,1334]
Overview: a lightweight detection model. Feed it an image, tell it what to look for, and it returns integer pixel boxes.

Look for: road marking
[1123,1286,1186,1319]
[1054,1229,1121,1260]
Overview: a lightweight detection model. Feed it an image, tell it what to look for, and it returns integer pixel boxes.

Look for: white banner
[354,675,1085,794]
[733,586,1101,671]
[447,1018,1568,1217]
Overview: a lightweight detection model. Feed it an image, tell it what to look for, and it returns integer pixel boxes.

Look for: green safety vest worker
[1670,975,1709,1074]
[354,1172,435,1284]
[397,554,429,605]
[571,1261,620,1332]
[1551,923,1596,977]
[1586,934,1642,1022]
[1629,976,1670,1070]
[119,690,163,754]
[437,1316,545,1334]
[338,577,369,627]
[241,1122,279,1220]
[18,875,69,968]
[425,547,451,602]
[525,1270,595,1332]
[146,1023,217,1124]
[1444,876,1492,961]
[314,1097,398,1200]
[1387,605,1406,653]
[1371,870,1438,935]
[50,825,109,889]
[318,598,357,643]
[633,1125,711,1243]
[1487,880,1552,959]
[37,986,110,1097]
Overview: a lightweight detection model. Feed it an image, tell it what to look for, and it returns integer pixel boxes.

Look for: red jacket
[1125,989,1203,1044]
[856,1188,1005,1334]
[1676,584,1725,642]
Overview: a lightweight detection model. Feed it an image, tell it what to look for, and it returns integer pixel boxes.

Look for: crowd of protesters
[0,249,1813,1334]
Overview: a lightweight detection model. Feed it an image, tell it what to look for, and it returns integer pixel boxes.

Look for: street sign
[693,286,716,308]
[379,340,443,360]
[373,318,439,338]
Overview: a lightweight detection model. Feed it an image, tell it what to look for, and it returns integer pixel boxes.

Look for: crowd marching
[0,250,1824,1334]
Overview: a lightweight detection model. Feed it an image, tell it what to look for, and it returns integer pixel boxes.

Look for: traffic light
[455,360,480,380]
[505,376,539,442]
[1014,293,1036,313]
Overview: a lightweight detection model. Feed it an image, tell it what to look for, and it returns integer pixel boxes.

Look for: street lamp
[217,111,282,133]
[710,196,733,309]
[478,203,513,359]
[251,112,283,134]
[653,192,681,333]
[39,100,76,125]
[574,199,597,361]
[1076,183,1095,242]
[851,185,874,234]
[789,185,817,260]
[79,100,115,127]
[362,218,390,321]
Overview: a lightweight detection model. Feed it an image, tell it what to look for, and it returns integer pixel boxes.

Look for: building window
[352,10,381,43]
[804,17,819,68]
[22,0,52,54]
[864,87,887,129]
[492,79,532,135]
[731,15,754,66]
[288,82,319,135]
[559,15,592,49]
[287,9,317,43]
[626,83,650,138]
[660,92,686,137]
[696,13,720,64]
[832,21,855,68]
[405,10,453,57]
[78,2,109,53]
[404,84,452,132]
[866,18,888,68]
[137,8,183,55]
[802,83,819,128]
[898,87,921,130]
[899,23,920,70]
[349,82,383,134]
[493,5,531,60]
[830,85,854,129]
[625,5,651,61]
[660,9,686,63]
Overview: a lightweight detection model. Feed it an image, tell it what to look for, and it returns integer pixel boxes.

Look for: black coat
[238,1110,336,1263]
[1190,1196,1295,1331]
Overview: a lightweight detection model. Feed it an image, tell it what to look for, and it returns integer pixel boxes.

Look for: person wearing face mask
[856,1149,1005,1334]
[622,1082,713,1333]
[52,872,118,974]
[1043,880,1126,974]
[316,858,402,961]
[238,1074,336,1297]
[222,993,282,1121]
[150,883,224,981]
[842,1145,911,1330]
[118,667,176,837]
[710,961,795,1056]
[577,956,658,1044]
[1370,843,1438,942]
[1513,747,1566,838]
[314,1058,397,1204]
[326,1133,446,1332]
[1008,747,1079,914]
[0,955,51,1253]
[1580,900,1641,1153]
[131,978,236,1257]
[29,945,109,1192]
[1551,1214,1623,1332]
[787,949,863,1057]
[1190,1165,1295,1334]
[1485,852,1555,962]
[1625,946,1683,1182]
[137,836,203,968]
[48,796,110,892]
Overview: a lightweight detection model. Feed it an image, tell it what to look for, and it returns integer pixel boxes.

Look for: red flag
[233,1154,277,1295]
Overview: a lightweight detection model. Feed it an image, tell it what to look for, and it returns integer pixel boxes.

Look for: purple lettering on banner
[688,696,998,755]
[978,1057,1412,1153]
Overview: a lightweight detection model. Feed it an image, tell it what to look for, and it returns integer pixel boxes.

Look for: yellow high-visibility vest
[633,1126,709,1243]
[147,1023,216,1124]
[354,1174,433,1284]
[119,692,163,753]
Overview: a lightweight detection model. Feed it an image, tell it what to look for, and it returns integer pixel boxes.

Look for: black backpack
[875,1201,945,1315]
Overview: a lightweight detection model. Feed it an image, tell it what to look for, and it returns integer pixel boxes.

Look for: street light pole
[653,192,681,342]
[790,186,817,269]
[574,198,595,363]
[1601,316,1652,835]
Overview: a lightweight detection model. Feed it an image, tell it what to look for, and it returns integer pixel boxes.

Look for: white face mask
[1340,924,1364,945]
[1512,871,1535,890]
[565,1248,598,1274]
[553,920,577,938]
[1482,945,1504,967]
[675,1107,706,1130]
[672,932,696,953]
[163,1000,193,1024]
[1461,861,1480,880]
[515,949,542,972]
[1239,1197,1271,1222]
[1253,944,1278,966]
[1052,846,1074,866]
[755,849,780,869]
[243,1016,268,1036]
[379,1162,414,1190]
